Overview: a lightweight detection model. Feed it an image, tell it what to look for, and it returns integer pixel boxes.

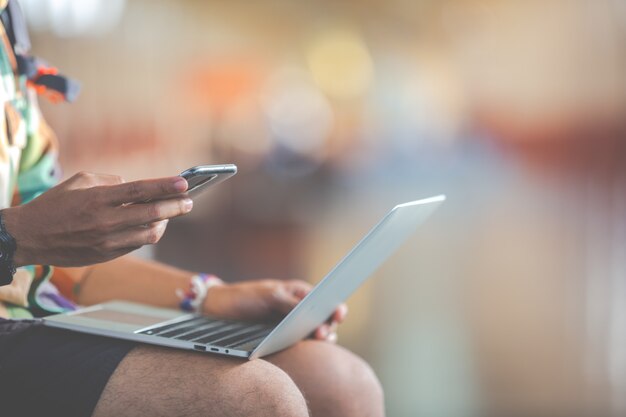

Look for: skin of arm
[74,255,194,309]
[73,256,347,341]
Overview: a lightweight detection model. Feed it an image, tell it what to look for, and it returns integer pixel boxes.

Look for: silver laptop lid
[250,195,445,359]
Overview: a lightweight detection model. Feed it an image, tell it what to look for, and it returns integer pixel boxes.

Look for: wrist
[0,209,17,285]
[202,283,229,316]
[1,206,33,267]
[178,273,224,314]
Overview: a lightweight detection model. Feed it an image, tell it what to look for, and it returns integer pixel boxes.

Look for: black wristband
[0,210,17,286]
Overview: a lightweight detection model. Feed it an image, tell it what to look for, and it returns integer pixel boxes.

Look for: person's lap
[0,319,384,417]
[0,318,136,417]
[93,340,384,417]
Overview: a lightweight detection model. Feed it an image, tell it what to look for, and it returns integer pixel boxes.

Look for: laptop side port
[194,345,207,351]
[210,347,219,352]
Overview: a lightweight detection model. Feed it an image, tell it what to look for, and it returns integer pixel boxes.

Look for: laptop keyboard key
[193,325,244,344]
[210,325,267,346]
[173,322,231,341]
[232,336,267,351]
[224,328,273,348]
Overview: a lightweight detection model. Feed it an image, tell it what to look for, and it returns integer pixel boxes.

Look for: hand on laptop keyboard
[202,279,348,343]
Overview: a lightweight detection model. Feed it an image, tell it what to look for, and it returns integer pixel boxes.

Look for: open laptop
[44,195,445,359]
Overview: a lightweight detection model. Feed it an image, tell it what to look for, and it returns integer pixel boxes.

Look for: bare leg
[92,341,383,417]
[92,345,309,417]
[267,340,385,417]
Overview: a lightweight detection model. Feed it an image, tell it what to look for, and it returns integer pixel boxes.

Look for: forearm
[75,256,195,309]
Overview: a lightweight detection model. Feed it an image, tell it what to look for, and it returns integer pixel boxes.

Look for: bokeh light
[306,27,374,100]
[20,0,126,37]
[261,66,334,156]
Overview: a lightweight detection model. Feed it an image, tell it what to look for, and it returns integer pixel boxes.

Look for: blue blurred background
[20,1,626,416]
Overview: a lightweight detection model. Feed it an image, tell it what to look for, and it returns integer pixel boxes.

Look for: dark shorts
[0,318,137,417]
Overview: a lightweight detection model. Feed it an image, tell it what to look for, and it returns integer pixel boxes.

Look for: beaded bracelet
[177,273,223,313]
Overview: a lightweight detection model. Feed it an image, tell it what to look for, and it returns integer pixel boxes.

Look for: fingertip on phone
[173,177,188,192]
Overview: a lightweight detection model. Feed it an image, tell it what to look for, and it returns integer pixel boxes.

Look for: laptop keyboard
[137,317,274,350]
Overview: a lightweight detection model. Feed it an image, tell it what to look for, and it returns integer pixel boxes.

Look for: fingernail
[157,221,168,232]
[174,177,188,192]
[319,327,329,338]
[182,199,193,212]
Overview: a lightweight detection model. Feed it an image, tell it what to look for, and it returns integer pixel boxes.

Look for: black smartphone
[180,164,237,197]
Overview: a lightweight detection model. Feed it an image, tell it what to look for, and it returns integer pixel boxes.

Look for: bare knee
[237,359,310,417]
[306,341,384,416]
[268,341,385,417]
[94,346,309,417]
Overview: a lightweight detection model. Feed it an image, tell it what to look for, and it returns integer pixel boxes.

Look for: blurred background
[20,0,626,416]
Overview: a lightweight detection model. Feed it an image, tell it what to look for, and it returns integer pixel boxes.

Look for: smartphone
[180,164,237,197]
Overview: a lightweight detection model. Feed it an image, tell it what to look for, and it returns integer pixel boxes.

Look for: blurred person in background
[0,1,383,416]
